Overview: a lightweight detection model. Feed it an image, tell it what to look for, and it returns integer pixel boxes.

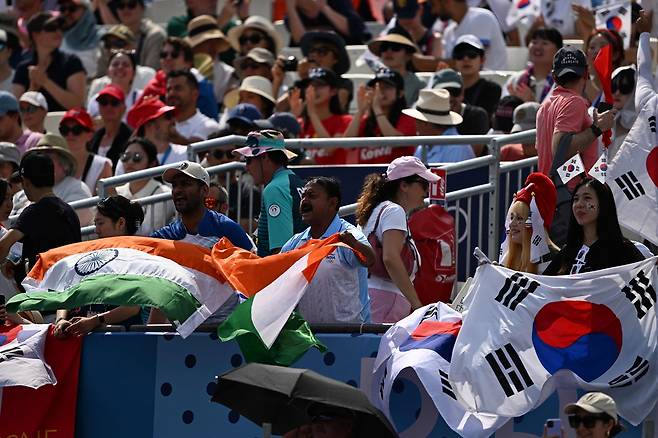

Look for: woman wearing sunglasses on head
[58,108,112,195]
[561,392,623,438]
[115,137,176,236]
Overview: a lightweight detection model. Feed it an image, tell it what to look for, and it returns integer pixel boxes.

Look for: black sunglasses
[568,414,608,429]
[239,33,264,46]
[160,50,180,59]
[453,50,481,60]
[308,46,334,56]
[211,150,234,160]
[19,105,40,114]
[98,97,122,107]
[380,42,405,52]
[120,152,144,163]
[59,4,79,14]
[115,0,138,10]
[59,125,89,136]
[408,177,430,189]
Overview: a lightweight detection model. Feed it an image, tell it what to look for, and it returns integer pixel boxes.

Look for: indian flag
[215,234,364,365]
[7,237,234,338]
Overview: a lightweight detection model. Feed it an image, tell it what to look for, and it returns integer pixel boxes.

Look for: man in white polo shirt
[166,69,219,143]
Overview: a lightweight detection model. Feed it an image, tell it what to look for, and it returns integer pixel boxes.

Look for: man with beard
[281,177,374,323]
[151,160,253,251]
[165,69,219,143]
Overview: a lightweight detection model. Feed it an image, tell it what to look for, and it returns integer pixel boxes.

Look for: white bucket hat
[223,75,275,109]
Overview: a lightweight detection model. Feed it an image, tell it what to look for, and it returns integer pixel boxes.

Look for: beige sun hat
[564,392,618,422]
[223,75,276,109]
[185,15,231,53]
[368,32,418,57]
[402,89,463,126]
[28,133,77,176]
[227,15,283,54]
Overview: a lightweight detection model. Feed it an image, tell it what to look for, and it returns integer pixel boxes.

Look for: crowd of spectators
[0,0,655,330]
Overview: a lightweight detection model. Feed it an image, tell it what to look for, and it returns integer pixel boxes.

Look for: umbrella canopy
[212,362,398,437]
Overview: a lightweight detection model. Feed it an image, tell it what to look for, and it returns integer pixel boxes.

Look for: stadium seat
[44,111,66,134]
[506,46,528,71]
[144,0,185,24]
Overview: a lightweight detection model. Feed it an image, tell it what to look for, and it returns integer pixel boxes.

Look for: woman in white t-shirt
[355,156,438,323]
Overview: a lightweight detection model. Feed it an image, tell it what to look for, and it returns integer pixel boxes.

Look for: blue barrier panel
[75,332,649,437]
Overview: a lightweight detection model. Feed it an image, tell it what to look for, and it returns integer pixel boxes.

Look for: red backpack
[408,205,456,304]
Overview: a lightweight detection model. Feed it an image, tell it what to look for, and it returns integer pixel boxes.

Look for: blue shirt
[151,208,252,251]
[414,127,476,163]
[281,214,371,323]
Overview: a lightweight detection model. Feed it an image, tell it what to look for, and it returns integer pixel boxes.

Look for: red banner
[0,325,83,437]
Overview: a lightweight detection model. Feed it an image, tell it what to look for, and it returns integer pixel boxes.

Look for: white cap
[162,161,210,187]
[453,34,485,53]
[564,392,618,422]
[19,91,48,111]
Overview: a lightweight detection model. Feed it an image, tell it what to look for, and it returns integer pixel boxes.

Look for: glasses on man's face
[19,104,40,114]
[160,50,180,59]
[568,414,607,429]
[98,97,122,107]
[115,0,138,10]
[120,152,144,163]
[380,42,405,53]
[59,124,88,136]
[239,33,264,46]
[308,46,333,57]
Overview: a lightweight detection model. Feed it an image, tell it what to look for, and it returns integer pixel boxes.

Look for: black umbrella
[211,362,398,437]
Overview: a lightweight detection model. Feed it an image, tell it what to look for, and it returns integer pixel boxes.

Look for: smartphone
[597,101,613,113]
[545,418,561,437]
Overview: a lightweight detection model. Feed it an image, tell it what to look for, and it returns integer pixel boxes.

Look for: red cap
[60,107,94,131]
[514,172,557,228]
[126,97,175,131]
[96,84,125,103]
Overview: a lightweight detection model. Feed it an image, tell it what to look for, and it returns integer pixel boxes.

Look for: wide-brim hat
[233,47,276,69]
[368,33,418,57]
[227,15,283,54]
[28,133,77,176]
[233,130,297,160]
[223,75,275,109]
[402,89,463,126]
[185,15,231,53]
[300,31,350,76]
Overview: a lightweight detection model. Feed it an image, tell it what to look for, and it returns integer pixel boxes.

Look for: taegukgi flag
[371,303,508,437]
[449,259,658,425]
[0,324,55,389]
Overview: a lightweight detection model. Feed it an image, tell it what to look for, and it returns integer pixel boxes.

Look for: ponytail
[355,173,400,226]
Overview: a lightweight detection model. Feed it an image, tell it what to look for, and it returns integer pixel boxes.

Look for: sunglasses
[444,87,462,97]
[568,414,608,429]
[453,50,481,60]
[160,50,180,59]
[98,97,122,107]
[59,125,89,136]
[120,152,144,163]
[240,61,263,70]
[19,104,40,114]
[59,4,79,14]
[115,0,138,10]
[239,33,264,46]
[380,42,405,53]
[211,149,233,160]
[308,46,333,56]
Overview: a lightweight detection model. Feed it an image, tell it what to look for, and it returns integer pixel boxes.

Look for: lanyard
[160,145,172,165]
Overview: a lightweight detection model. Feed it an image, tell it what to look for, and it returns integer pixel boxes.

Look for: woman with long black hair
[543,178,644,275]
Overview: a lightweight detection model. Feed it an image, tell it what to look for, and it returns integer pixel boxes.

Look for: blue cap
[0,91,18,115]
[268,112,301,138]
[226,103,262,126]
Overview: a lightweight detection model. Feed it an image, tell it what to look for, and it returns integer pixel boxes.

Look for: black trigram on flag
[608,356,649,388]
[439,370,457,400]
[485,343,534,397]
[495,272,540,310]
[379,365,388,400]
[621,270,656,319]
[614,171,646,201]
[0,345,24,363]
[532,235,542,246]
[649,116,656,133]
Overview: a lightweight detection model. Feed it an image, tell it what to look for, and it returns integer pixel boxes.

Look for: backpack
[367,206,417,280]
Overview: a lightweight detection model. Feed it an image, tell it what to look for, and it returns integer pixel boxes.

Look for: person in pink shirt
[535,46,615,190]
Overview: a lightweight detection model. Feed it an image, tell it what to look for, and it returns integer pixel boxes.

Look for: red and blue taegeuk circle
[532,301,622,382]
[606,16,623,31]
[400,320,462,362]
[516,0,530,8]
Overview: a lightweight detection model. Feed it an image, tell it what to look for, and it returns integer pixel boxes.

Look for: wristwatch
[590,124,603,137]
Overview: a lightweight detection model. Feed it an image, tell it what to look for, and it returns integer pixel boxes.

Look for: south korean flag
[609,107,658,246]
[557,153,585,184]
[595,1,632,49]
[449,259,658,424]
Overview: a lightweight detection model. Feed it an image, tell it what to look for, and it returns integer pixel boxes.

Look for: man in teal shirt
[234,130,305,256]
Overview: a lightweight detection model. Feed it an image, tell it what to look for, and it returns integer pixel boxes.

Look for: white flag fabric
[557,153,585,184]
[543,0,591,37]
[0,325,55,389]
[608,100,658,246]
[500,197,551,265]
[449,259,658,425]
[588,151,609,183]
[595,2,632,48]
[506,0,541,27]
[371,303,508,437]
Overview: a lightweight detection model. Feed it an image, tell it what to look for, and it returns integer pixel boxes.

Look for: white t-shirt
[116,179,176,236]
[442,7,508,71]
[175,110,220,141]
[358,201,417,295]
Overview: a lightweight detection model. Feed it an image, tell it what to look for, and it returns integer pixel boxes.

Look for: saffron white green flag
[449,259,658,425]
